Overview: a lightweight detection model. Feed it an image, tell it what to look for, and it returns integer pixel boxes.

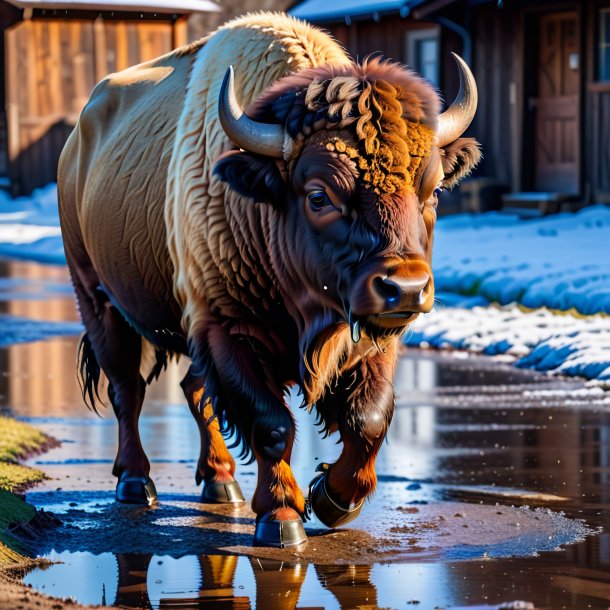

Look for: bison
[58,12,480,547]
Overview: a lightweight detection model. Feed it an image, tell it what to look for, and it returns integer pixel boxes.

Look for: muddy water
[3,261,610,609]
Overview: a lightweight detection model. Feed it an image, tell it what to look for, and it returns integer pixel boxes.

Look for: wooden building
[290,0,610,210]
[0,0,219,196]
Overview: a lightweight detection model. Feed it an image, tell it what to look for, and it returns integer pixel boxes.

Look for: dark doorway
[528,11,580,194]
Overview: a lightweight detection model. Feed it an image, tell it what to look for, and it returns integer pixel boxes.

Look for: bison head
[213,56,480,392]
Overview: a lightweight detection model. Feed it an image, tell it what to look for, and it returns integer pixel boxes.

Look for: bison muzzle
[58,12,481,547]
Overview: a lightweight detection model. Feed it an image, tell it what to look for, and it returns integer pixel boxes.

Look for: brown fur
[441,137,483,189]
[252,459,306,517]
[191,389,236,484]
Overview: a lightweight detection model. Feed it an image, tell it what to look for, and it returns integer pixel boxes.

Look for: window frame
[405,26,441,88]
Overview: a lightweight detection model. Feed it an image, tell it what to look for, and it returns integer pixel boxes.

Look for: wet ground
[3,260,610,609]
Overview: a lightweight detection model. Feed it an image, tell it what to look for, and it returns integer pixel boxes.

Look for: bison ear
[440,137,482,190]
[213,150,286,204]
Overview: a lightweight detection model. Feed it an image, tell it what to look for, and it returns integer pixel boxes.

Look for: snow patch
[0,184,65,264]
[0,314,82,346]
[406,304,610,380]
[433,205,610,315]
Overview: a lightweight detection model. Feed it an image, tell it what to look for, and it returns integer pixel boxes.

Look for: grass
[0,416,49,462]
[0,463,45,493]
[0,489,36,564]
[0,416,54,569]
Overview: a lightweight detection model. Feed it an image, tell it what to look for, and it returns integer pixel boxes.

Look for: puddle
[23,552,445,609]
[5,259,610,608]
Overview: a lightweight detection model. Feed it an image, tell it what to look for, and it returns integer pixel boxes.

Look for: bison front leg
[194,325,307,547]
[308,344,397,528]
[181,369,244,503]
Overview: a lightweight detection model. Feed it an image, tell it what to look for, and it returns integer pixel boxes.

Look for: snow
[403,205,610,380]
[405,304,610,381]
[0,184,65,265]
[0,315,82,346]
[1,183,610,381]
[432,206,610,315]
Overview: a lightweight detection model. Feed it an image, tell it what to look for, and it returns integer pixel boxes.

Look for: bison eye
[308,190,332,212]
[434,186,443,197]
[304,187,345,229]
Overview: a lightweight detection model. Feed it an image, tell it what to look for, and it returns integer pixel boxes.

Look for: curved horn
[436,53,478,147]
[218,66,285,158]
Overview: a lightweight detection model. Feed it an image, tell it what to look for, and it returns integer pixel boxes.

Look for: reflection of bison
[58,12,480,547]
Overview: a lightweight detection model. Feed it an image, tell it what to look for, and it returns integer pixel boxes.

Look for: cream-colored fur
[165,13,351,343]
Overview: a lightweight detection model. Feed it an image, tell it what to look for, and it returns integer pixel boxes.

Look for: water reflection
[25,552,380,609]
[35,545,610,609]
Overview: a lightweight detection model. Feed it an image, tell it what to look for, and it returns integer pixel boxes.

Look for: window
[406,28,440,87]
[599,8,610,80]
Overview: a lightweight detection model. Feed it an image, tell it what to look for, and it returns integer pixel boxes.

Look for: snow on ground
[433,205,610,315]
[0,184,64,265]
[409,205,610,380]
[405,304,610,381]
[1,183,610,381]
[0,315,81,347]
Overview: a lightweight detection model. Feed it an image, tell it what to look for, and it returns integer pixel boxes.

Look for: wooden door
[531,12,580,194]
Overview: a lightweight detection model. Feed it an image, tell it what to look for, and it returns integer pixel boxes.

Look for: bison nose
[371,272,430,312]
[372,277,401,309]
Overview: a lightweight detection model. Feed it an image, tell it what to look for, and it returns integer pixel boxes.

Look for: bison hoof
[201,480,245,504]
[308,465,364,528]
[116,475,157,505]
[254,510,307,548]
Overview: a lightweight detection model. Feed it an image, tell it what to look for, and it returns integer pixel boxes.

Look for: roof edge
[2,0,220,14]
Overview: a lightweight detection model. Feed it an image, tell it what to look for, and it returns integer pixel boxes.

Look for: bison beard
[58,12,481,547]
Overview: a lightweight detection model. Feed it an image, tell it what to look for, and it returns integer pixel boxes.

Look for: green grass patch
[0,489,35,532]
[0,417,49,462]
[0,489,36,568]
[0,463,45,493]
[0,418,55,569]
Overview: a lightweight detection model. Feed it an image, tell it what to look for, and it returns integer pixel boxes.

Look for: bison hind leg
[181,368,244,504]
[73,280,155,505]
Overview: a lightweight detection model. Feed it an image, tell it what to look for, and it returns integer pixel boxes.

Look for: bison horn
[218,66,285,158]
[436,53,478,148]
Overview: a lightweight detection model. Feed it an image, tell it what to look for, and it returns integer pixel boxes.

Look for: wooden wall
[321,19,436,66]
[470,3,523,191]
[4,16,187,195]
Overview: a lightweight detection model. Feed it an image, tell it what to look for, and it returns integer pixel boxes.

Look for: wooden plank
[25,22,36,128]
[127,23,139,67]
[156,22,171,57]
[115,21,128,71]
[48,21,63,116]
[94,16,109,82]
[149,22,171,58]
[105,21,117,74]
[81,21,96,94]
[533,11,579,193]
[59,19,74,115]
[138,23,153,61]
[5,26,20,164]
[588,82,610,93]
